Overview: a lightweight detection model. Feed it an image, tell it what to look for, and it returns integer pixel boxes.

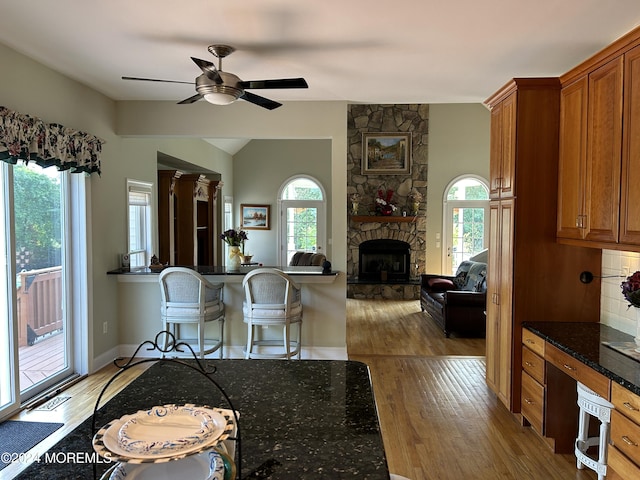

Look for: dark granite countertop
[17,359,389,479]
[523,322,640,396]
[107,265,338,276]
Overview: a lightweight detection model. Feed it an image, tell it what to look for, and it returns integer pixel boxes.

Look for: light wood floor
[348,299,596,480]
[3,299,597,479]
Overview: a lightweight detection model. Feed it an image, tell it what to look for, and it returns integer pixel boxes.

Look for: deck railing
[16,266,63,347]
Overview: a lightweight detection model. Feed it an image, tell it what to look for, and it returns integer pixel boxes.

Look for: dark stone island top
[17,359,389,479]
[523,321,640,396]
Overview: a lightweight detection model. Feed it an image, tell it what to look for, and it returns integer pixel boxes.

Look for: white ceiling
[2,1,640,152]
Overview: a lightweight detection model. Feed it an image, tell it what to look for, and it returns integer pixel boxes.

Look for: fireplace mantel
[350,215,416,223]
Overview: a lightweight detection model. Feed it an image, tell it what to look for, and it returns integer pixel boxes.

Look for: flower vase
[228,246,242,271]
[635,308,640,353]
[381,205,393,216]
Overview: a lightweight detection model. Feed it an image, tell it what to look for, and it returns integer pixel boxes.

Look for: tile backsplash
[601,249,640,335]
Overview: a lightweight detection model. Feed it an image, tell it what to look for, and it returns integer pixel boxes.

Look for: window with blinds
[127,180,153,268]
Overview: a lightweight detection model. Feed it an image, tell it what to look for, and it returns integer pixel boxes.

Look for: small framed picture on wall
[241,204,270,230]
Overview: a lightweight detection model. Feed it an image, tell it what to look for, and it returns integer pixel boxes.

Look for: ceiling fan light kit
[196,72,243,105]
[122,44,308,110]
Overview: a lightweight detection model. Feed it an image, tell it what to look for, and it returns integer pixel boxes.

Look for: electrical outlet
[103,321,108,334]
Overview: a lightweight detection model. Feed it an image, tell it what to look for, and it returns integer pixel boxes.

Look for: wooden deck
[18,331,65,391]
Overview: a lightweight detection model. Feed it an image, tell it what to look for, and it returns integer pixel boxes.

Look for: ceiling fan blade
[177,93,203,104]
[240,91,282,110]
[190,57,223,84]
[122,76,194,85]
[240,78,308,89]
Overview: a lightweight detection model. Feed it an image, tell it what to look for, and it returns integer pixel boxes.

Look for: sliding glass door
[0,163,73,420]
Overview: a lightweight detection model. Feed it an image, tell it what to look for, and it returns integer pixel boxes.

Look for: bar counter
[106,265,347,360]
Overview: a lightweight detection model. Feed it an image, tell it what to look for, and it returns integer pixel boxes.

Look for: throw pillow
[427,278,455,292]
[453,271,468,289]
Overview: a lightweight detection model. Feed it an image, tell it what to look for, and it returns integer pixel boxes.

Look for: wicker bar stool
[159,267,225,359]
[242,268,302,359]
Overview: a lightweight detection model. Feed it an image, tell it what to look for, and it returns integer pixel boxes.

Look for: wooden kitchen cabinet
[485,199,513,406]
[620,45,640,245]
[557,57,623,244]
[609,382,640,477]
[557,76,588,240]
[489,92,516,199]
[521,332,545,436]
[585,57,624,243]
[485,78,602,412]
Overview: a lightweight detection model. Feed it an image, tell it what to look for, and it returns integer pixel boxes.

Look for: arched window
[443,176,489,274]
[278,176,326,265]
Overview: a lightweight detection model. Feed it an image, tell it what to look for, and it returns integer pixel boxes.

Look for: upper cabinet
[557,58,623,243]
[557,31,640,250]
[620,45,640,245]
[489,92,516,199]
[557,76,588,240]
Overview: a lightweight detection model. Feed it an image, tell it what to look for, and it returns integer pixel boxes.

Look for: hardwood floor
[3,298,596,479]
[348,299,596,480]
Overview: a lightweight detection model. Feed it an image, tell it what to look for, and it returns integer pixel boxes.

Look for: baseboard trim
[113,344,348,361]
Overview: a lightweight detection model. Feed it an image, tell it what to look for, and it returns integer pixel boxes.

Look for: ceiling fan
[122,44,308,110]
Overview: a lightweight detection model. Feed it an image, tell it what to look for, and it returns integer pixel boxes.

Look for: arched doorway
[442,175,489,274]
[278,176,327,265]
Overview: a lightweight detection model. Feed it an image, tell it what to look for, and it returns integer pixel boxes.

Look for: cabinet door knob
[623,401,639,412]
[524,398,534,405]
[562,363,577,372]
[622,435,638,447]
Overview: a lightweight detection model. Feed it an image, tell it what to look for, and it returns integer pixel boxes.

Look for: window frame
[277,175,327,266]
[442,175,490,274]
[126,179,155,269]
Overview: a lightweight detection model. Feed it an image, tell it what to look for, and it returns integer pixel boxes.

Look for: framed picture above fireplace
[362,132,411,175]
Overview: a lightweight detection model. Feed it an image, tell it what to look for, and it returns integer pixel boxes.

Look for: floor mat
[0,420,64,470]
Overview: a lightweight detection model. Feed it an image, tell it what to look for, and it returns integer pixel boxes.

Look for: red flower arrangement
[375,188,397,216]
[621,271,640,308]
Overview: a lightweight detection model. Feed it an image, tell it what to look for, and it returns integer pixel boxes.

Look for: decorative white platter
[102,450,225,480]
[93,404,234,463]
[118,404,222,455]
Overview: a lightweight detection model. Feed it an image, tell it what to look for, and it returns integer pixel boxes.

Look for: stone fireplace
[359,239,411,281]
[346,104,428,300]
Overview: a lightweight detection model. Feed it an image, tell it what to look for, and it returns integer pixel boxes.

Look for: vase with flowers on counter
[621,270,640,352]
[220,228,248,271]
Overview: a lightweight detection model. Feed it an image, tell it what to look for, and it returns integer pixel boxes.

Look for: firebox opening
[359,239,411,281]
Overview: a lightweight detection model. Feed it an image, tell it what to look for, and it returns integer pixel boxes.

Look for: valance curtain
[0,106,104,175]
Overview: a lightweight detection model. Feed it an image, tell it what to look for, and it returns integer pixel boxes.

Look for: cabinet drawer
[608,444,640,479]
[522,328,545,357]
[611,409,640,466]
[521,371,544,435]
[522,346,545,384]
[612,382,640,425]
[545,343,610,399]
